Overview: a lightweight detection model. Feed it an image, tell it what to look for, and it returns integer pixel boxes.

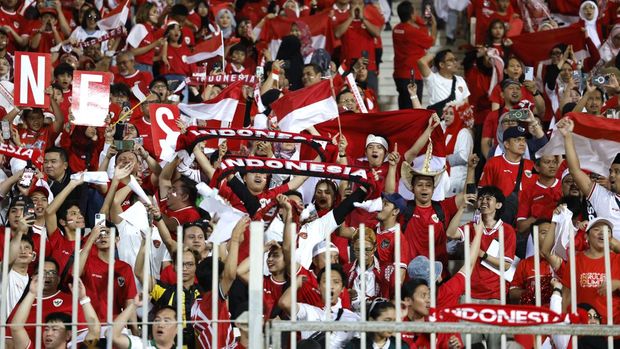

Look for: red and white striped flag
[270,79,338,133]
[97,0,130,30]
[259,12,334,57]
[178,80,243,122]
[510,26,589,68]
[184,25,224,64]
[536,113,620,176]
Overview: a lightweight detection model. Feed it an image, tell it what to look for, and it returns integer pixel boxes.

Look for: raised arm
[45,174,84,234]
[112,295,141,349]
[11,278,39,349]
[417,52,434,79]
[540,216,562,271]
[70,279,101,342]
[221,216,250,295]
[384,143,400,194]
[557,118,593,195]
[404,115,440,163]
[78,225,102,276]
[193,141,227,181]
[134,234,155,293]
[101,163,133,217]
[460,219,484,275]
[149,204,177,255]
[110,185,133,225]
[158,156,180,200]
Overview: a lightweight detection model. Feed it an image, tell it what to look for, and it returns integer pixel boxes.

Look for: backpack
[307,308,345,348]
[402,200,446,233]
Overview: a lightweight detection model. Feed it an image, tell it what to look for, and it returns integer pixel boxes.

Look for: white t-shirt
[296,211,339,269]
[69,27,109,52]
[116,220,171,289]
[6,269,29,317]
[424,72,470,106]
[125,334,158,349]
[587,183,620,239]
[297,302,360,349]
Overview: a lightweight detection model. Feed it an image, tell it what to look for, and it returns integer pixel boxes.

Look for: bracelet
[271,72,279,81]
[553,287,562,294]
[339,153,346,157]
[79,297,91,305]
[154,215,162,221]
[410,95,418,100]
[481,252,488,261]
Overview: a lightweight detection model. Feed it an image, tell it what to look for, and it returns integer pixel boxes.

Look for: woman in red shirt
[160,22,193,102]
[126,3,164,74]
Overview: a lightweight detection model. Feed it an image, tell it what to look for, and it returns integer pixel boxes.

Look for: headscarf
[444,103,473,155]
[216,8,236,39]
[276,35,304,90]
[579,0,601,47]
[599,24,620,63]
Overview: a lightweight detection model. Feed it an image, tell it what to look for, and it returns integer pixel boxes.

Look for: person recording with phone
[334,0,383,94]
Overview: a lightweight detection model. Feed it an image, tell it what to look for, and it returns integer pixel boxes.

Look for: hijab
[276,35,304,90]
[579,1,601,47]
[599,24,620,63]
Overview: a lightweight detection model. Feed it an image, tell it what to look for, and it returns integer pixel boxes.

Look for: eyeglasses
[182,262,196,269]
[87,14,97,19]
[587,313,601,320]
[42,270,58,277]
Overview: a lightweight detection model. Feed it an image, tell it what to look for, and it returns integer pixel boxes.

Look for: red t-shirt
[114,70,154,92]
[128,22,161,65]
[510,256,554,305]
[459,221,516,299]
[482,107,508,141]
[559,252,620,325]
[217,181,290,214]
[191,291,235,349]
[297,267,352,309]
[479,155,537,197]
[339,6,383,72]
[48,228,88,272]
[264,275,286,319]
[6,291,87,341]
[404,197,457,270]
[159,199,202,227]
[81,254,138,320]
[26,22,60,53]
[18,124,55,150]
[160,44,193,76]
[0,8,26,52]
[489,85,535,107]
[516,179,563,221]
[392,19,433,80]
[131,116,156,156]
[375,225,410,270]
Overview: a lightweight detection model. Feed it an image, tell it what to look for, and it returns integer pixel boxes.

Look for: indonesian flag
[183,25,224,64]
[178,80,243,122]
[510,26,589,67]
[97,0,130,30]
[314,109,449,199]
[259,12,334,56]
[536,113,620,177]
[271,80,338,133]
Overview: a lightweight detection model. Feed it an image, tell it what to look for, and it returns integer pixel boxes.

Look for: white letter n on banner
[20,55,46,105]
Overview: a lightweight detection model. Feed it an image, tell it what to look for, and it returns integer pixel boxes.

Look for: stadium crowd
[0,0,619,348]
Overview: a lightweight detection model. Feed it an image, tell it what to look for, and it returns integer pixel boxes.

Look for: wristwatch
[482,252,488,261]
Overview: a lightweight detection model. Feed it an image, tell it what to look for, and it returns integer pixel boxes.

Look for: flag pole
[112,94,152,126]
[327,71,342,136]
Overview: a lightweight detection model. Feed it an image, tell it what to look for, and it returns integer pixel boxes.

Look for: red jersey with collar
[459,221,516,299]
[375,225,409,297]
[264,275,286,319]
[392,19,433,80]
[191,290,235,349]
[26,22,60,53]
[81,254,138,320]
[516,179,563,221]
[510,256,554,305]
[129,22,161,65]
[479,155,537,197]
[558,252,620,325]
[5,290,87,341]
[404,197,457,271]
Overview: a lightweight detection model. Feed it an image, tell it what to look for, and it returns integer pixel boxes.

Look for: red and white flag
[510,26,589,68]
[259,12,334,57]
[183,25,224,64]
[97,0,130,30]
[178,80,243,122]
[270,79,338,133]
[536,113,620,176]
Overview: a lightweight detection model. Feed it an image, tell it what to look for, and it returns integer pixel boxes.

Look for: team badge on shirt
[53,299,63,307]
[117,276,125,287]
[431,214,439,223]
[381,239,390,249]
[525,170,533,178]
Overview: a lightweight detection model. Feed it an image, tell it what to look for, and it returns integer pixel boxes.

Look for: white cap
[586,217,614,232]
[365,134,388,150]
[312,241,339,257]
